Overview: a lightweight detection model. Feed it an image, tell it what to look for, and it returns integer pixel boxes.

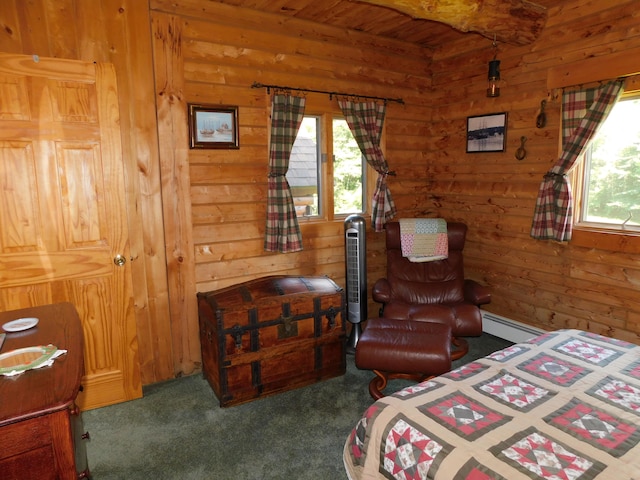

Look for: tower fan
[344,214,367,354]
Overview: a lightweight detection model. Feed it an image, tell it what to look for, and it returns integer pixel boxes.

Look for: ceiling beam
[354,0,547,46]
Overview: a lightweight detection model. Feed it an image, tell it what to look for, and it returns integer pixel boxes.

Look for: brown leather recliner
[371,221,491,360]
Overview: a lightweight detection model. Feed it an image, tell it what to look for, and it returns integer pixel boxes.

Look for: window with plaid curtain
[264,93,306,253]
[530,80,624,241]
[338,99,396,232]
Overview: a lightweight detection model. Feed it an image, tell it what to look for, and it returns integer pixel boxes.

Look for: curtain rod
[251,82,404,105]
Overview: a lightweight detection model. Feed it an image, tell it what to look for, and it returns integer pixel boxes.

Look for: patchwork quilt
[398,218,448,262]
[344,329,640,479]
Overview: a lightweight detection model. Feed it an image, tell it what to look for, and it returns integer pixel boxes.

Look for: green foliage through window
[287,116,365,218]
[333,119,364,214]
[581,97,640,228]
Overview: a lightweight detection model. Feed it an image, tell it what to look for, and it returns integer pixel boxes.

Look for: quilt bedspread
[343,329,640,479]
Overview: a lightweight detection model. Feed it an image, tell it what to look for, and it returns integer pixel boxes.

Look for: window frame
[570,86,640,251]
[331,116,368,217]
[291,94,378,225]
[288,115,323,218]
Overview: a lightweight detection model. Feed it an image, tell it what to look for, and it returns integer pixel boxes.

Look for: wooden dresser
[0,302,90,480]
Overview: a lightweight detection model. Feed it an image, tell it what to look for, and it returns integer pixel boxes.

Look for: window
[287,114,367,220]
[288,117,321,217]
[333,118,365,215]
[575,94,640,232]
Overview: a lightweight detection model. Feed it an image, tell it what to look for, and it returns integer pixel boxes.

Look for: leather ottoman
[355,318,452,399]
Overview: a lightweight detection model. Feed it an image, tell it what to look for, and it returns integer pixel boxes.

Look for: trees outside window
[287,115,366,219]
[332,118,364,215]
[578,96,640,230]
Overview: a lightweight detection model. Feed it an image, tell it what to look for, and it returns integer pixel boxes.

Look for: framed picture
[188,104,239,149]
[466,112,507,153]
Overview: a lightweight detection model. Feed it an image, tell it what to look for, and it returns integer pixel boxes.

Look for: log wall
[149,0,436,372]
[428,0,640,343]
[1,0,639,386]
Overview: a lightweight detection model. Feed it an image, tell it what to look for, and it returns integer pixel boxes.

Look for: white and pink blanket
[399,218,448,262]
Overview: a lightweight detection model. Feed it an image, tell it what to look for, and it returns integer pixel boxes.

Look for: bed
[344,329,640,479]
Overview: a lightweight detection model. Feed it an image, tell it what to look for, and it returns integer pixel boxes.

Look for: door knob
[113,254,126,267]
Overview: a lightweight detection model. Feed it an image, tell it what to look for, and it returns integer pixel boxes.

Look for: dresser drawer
[0,416,56,480]
[0,415,53,459]
[0,446,56,480]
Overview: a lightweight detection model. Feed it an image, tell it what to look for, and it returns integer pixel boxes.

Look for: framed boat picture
[466,112,507,153]
[188,104,239,149]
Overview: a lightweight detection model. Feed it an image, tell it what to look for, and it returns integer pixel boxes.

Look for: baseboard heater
[481,311,545,344]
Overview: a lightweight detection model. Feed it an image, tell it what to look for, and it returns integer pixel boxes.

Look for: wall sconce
[487,37,500,98]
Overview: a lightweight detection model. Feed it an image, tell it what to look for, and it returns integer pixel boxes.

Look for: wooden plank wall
[428,0,640,343]
[149,0,436,369]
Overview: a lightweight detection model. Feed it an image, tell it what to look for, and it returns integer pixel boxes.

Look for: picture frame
[188,104,239,149]
[466,112,507,153]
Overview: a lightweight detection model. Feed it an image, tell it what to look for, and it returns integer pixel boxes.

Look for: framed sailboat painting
[189,104,239,149]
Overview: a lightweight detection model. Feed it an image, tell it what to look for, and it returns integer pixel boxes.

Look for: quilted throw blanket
[399,218,448,262]
[344,329,640,479]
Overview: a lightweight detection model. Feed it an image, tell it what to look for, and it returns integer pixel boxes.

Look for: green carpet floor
[83,333,512,479]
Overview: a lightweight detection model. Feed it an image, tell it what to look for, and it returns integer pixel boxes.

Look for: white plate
[2,317,39,332]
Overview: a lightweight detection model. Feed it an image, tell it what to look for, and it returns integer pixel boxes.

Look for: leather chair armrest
[464,279,491,306]
[372,278,392,304]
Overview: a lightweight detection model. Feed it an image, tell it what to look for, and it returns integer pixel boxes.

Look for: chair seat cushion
[381,301,483,337]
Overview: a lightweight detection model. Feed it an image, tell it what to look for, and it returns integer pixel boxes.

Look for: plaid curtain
[264,94,306,253]
[530,80,624,241]
[338,99,397,232]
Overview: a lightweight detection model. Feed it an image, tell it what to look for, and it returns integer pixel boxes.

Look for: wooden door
[0,53,141,410]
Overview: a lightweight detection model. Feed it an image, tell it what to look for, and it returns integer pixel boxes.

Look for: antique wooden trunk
[197,275,346,407]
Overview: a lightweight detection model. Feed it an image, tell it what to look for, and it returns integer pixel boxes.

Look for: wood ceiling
[210,0,556,49]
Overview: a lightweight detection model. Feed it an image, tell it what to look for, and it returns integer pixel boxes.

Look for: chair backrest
[384,221,467,305]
